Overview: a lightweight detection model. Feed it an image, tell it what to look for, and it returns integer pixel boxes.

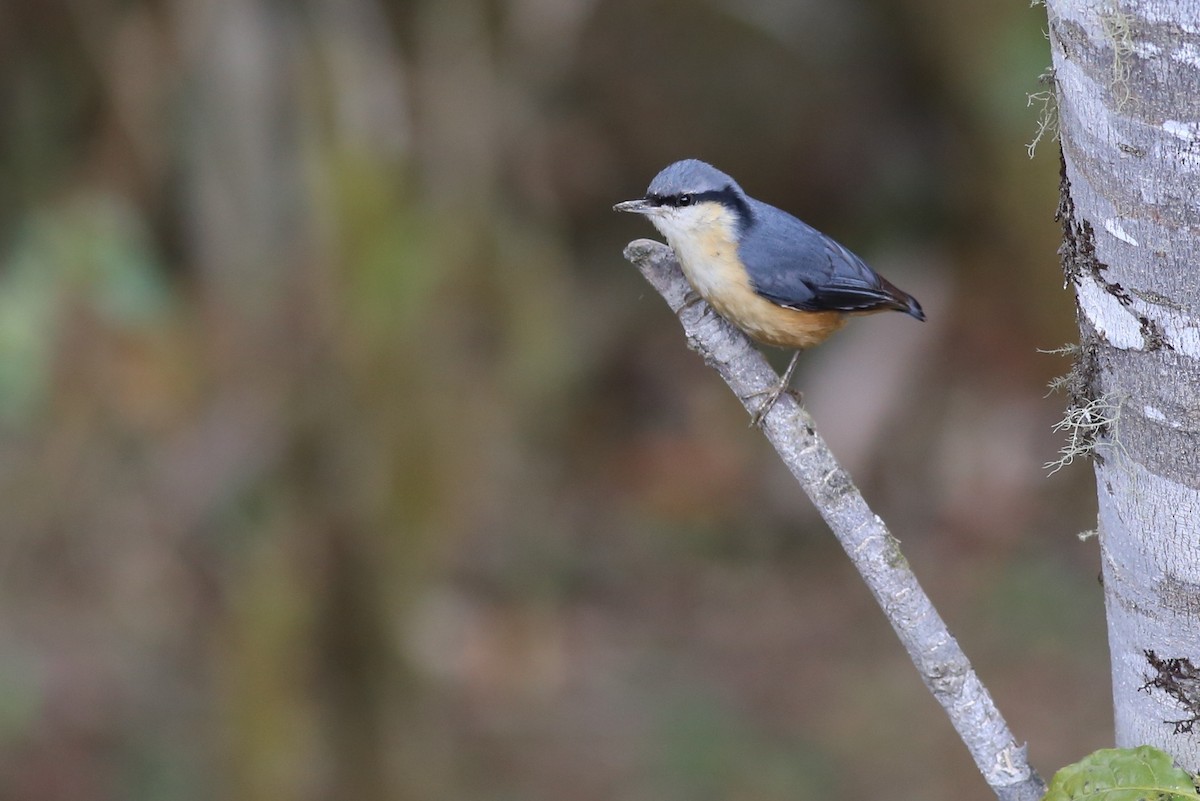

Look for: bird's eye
[677,194,692,207]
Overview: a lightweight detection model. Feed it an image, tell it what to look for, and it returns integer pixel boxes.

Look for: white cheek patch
[648,210,683,241]
[649,207,715,243]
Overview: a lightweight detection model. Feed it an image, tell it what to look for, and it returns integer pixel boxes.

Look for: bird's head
[614,159,752,244]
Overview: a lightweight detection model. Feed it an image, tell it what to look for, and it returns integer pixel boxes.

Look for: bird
[614,158,924,424]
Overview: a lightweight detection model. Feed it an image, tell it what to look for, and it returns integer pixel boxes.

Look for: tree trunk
[1047,0,1200,766]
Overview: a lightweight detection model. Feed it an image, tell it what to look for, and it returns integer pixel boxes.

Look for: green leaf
[1042,745,1200,801]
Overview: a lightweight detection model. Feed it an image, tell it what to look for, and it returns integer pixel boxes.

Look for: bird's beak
[613,198,654,215]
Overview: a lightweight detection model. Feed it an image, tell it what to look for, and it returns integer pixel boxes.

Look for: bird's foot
[746,384,803,427]
[678,290,705,314]
[746,351,804,427]
[686,288,710,311]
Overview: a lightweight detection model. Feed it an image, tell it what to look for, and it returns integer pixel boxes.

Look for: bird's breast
[669,224,846,350]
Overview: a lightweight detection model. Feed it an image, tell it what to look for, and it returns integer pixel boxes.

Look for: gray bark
[623,239,1045,801]
[1048,0,1200,765]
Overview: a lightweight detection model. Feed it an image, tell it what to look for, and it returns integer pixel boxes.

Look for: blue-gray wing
[739,200,920,317]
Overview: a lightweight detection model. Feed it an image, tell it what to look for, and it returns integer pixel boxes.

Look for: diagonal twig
[623,239,1046,801]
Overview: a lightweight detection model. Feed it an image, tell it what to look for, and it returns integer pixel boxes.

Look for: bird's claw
[678,290,705,313]
[746,351,804,427]
[749,398,776,428]
[746,385,803,427]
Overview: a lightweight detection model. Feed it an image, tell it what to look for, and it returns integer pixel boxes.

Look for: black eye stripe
[690,189,735,205]
[643,186,748,219]
[646,192,701,207]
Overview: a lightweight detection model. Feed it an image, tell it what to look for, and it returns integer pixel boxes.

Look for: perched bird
[615,159,924,423]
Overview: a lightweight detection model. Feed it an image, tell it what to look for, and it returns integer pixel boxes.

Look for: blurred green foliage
[0,1,1106,800]
[0,195,170,422]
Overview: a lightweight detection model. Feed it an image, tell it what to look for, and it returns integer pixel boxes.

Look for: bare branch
[623,239,1046,801]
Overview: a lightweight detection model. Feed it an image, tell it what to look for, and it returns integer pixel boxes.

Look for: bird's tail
[878,276,925,321]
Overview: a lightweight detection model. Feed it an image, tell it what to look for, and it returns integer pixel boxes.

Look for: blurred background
[0,0,1108,799]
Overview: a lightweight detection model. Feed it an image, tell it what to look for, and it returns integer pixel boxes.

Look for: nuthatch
[615,159,924,423]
